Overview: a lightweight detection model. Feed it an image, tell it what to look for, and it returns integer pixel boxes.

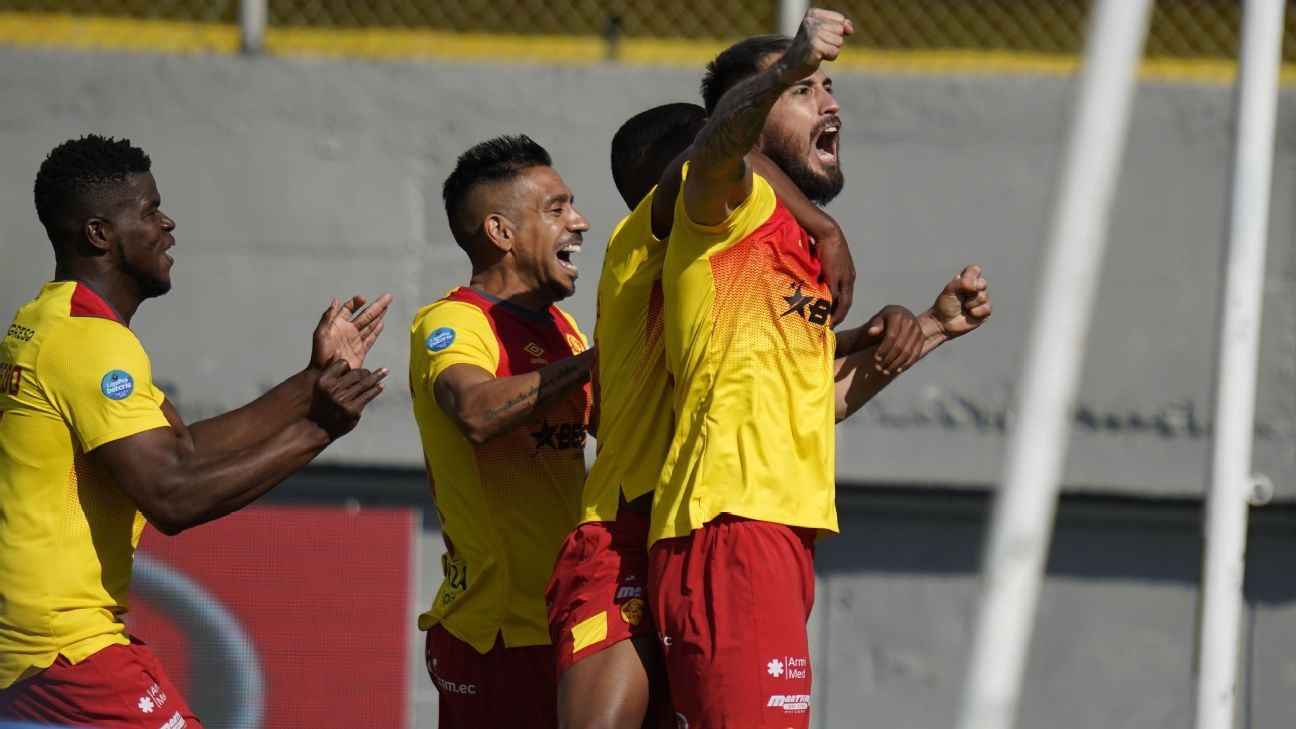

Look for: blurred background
[1,1,1294,727]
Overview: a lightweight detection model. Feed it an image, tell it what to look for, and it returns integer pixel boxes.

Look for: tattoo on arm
[481,357,588,427]
[696,70,791,179]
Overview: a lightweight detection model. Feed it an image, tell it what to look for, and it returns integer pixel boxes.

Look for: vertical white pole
[1194,0,1286,726]
[954,1,1153,728]
[779,0,810,37]
[240,0,268,54]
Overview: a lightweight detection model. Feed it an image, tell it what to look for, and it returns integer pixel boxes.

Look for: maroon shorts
[648,515,816,729]
[546,508,654,677]
[0,639,202,729]
[424,624,557,729]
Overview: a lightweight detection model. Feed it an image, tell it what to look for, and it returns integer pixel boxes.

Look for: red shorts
[0,639,202,729]
[648,515,816,729]
[424,624,557,729]
[546,508,654,677]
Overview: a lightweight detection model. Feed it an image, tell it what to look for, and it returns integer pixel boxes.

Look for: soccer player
[648,9,993,728]
[409,135,595,729]
[0,135,390,727]
[547,101,932,729]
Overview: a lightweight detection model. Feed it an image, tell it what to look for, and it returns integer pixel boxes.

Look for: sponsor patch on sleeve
[101,370,135,400]
[425,327,456,352]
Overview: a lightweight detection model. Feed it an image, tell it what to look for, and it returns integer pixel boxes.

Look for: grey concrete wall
[2,48,1291,499]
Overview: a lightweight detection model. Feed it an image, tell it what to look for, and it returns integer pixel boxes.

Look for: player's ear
[483,212,514,253]
[84,217,114,253]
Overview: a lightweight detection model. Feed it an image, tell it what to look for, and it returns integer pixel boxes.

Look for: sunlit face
[509,165,589,303]
[109,172,176,299]
[758,65,844,205]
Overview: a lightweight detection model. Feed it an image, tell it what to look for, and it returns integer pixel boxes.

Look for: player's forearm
[693,65,796,181]
[143,418,331,534]
[457,349,593,444]
[916,309,951,357]
[187,367,319,453]
[834,347,897,422]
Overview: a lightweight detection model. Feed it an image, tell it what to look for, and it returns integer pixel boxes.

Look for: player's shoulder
[411,290,491,333]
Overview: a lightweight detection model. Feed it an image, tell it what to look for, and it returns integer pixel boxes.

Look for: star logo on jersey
[138,696,156,714]
[767,658,785,678]
[779,281,831,326]
[529,418,587,454]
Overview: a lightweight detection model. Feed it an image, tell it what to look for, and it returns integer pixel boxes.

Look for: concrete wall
[2,48,1291,498]
[3,47,1296,728]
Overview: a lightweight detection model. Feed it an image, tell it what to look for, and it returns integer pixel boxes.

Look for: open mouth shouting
[556,237,582,278]
[813,118,841,164]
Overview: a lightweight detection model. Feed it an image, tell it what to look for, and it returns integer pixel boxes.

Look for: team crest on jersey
[425,327,456,352]
[101,370,135,400]
[565,333,585,354]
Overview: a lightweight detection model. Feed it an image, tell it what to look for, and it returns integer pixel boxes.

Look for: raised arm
[94,360,387,535]
[683,8,853,227]
[433,347,596,445]
[833,265,993,422]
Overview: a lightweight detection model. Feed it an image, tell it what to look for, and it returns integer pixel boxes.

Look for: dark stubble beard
[116,246,171,299]
[760,133,845,207]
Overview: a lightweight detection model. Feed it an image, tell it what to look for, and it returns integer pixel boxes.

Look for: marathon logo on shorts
[615,585,643,600]
[158,710,186,729]
[767,694,811,713]
[101,369,135,400]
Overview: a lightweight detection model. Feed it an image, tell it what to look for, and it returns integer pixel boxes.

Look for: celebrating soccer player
[409,135,595,729]
[0,135,390,727]
[646,9,993,728]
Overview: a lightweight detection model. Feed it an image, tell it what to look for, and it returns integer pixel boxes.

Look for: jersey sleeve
[672,163,778,257]
[410,301,500,393]
[38,320,169,453]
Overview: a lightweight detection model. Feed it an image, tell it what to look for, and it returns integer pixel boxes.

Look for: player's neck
[53,263,143,324]
[468,269,553,313]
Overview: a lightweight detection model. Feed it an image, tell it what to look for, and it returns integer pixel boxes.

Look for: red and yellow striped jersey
[652,169,838,545]
[0,281,170,687]
[409,287,590,653]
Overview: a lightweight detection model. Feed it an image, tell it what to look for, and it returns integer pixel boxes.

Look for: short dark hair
[34,134,151,242]
[610,102,707,208]
[442,134,552,249]
[700,34,792,114]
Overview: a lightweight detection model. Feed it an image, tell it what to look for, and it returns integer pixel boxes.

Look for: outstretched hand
[779,8,854,83]
[931,265,992,339]
[311,292,393,370]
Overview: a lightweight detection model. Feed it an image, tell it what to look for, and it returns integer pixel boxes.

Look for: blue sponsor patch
[425,327,456,352]
[101,370,135,400]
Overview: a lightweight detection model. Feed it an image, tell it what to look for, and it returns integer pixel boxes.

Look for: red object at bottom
[0,639,203,729]
[424,624,558,729]
[649,515,817,729]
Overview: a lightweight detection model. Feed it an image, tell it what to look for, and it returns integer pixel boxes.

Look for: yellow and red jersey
[652,168,838,545]
[581,188,673,523]
[409,287,590,653]
[0,281,170,688]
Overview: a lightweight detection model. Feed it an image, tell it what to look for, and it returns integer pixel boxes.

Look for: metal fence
[0,0,1292,71]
